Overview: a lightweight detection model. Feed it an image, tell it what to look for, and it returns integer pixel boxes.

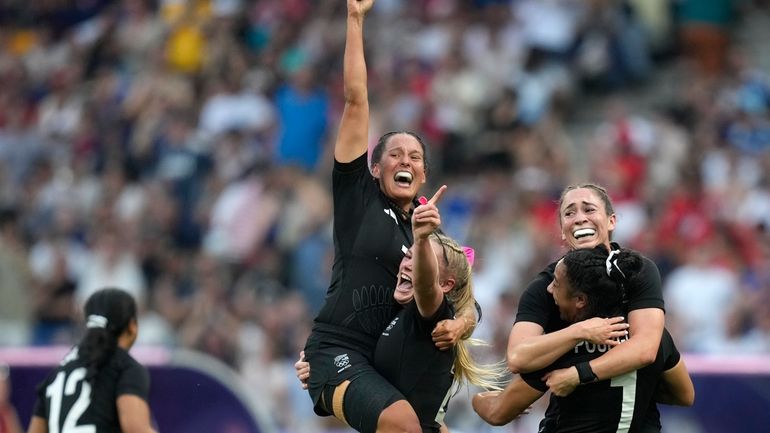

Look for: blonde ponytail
[431,233,508,391]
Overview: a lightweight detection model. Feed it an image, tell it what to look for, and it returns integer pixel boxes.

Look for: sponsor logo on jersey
[334,354,351,373]
[382,317,399,336]
[384,208,398,224]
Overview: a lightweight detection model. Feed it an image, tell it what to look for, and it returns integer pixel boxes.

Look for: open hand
[575,316,629,346]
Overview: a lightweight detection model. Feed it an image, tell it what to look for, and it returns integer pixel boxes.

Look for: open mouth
[394,171,413,187]
[573,228,596,239]
[396,273,413,292]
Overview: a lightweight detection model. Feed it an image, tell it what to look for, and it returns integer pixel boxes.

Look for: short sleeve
[626,256,665,312]
[515,262,558,327]
[116,357,150,401]
[520,369,548,392]
[660,329,681,370]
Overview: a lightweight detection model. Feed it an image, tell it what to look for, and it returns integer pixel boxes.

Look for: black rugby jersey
[310,153,411,353]
[33,346,150,433]
[522,329,680,433]
[374,299,455,433]
[515,252,664,331]
[514,246,665,432]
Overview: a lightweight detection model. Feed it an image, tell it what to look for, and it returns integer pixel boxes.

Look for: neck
[387,197,413,220]
[117,333,134,351]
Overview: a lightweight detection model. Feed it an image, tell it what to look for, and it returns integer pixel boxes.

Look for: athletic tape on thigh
[332,380,351,425]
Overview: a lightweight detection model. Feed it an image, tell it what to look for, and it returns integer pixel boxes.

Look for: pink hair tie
[462,246,475,267]
[418,196,428,205]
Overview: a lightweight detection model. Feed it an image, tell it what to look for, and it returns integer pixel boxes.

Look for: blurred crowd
[1,0,769,432]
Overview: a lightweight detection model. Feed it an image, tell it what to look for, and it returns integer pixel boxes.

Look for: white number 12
[45,368,96,433]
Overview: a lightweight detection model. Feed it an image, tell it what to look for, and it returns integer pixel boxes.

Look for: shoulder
[522,261,558,297]
[333,152,369,174]
[112,349,147,375]
[631,254,662,287]
[515,261,559,324]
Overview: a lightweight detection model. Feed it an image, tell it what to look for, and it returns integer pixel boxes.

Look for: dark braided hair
[79,288,137,383]
[562,246,643,320]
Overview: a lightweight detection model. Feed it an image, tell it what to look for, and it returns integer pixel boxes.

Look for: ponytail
[79,288,137,383]
[430,233,507,391]
[80,326,118,383]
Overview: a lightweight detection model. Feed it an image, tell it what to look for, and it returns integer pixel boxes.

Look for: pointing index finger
[428,185,447,205]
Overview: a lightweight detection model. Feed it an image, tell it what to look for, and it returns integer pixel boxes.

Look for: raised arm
[472,375,544,426]
[412,186,447,318]
[336,0,374,163]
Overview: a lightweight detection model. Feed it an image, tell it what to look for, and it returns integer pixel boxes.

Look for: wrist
[461,316,475,338]
[569,321,588,342]
[348,14,366,24]
[575,361,598,384]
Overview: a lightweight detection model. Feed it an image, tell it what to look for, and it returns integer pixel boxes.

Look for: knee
[377,400,421,433]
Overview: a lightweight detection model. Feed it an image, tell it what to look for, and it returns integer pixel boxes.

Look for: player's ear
[440,277,456,294]
[371,162,381,179]
[575,293,587,310]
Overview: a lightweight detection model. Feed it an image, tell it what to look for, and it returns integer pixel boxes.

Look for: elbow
[484,412,511,427]
[681,387,696,407]
[506,353,524,375]
[343,84,367,104]
[472,395,510,427]
[506,350,536,374]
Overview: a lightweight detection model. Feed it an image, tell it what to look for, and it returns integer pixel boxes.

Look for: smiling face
[559,187,616,250]
[546,259,584,322]
[371,133,427,210]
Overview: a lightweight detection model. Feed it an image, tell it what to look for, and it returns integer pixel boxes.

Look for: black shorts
[305,344,404,433]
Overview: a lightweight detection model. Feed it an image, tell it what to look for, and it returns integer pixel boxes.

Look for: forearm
[343,15,367,105]
[336,7,370,162]
[414,237,438,296]
[507,325,583,373]
[589,309,663,380]
[414,237,443,317]
[473,378,543,426]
